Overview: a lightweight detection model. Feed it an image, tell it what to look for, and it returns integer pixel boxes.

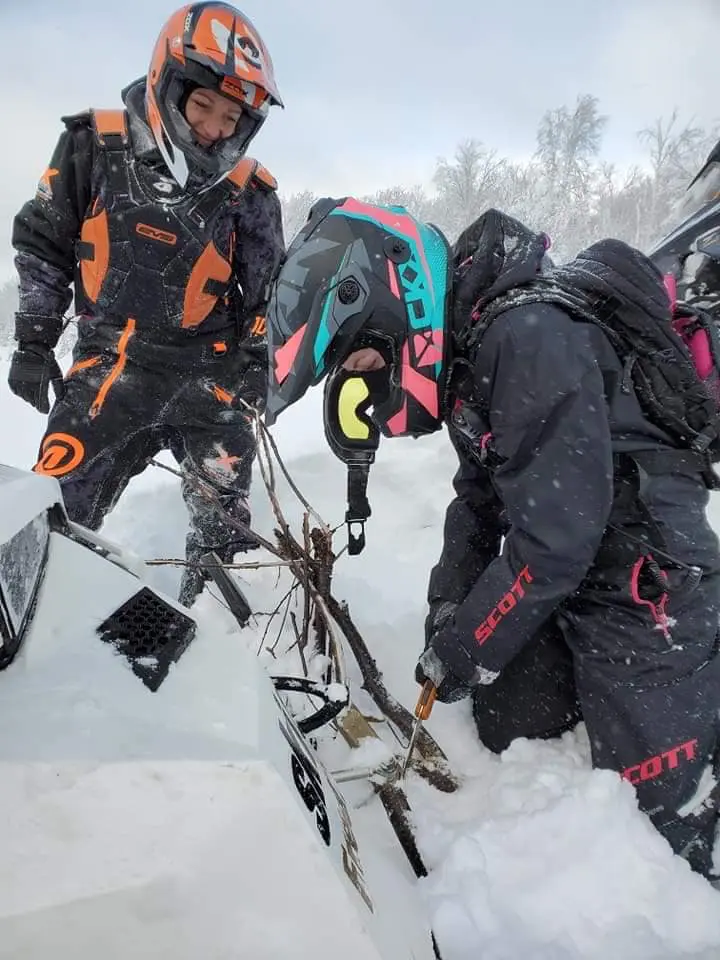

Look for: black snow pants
[471,469,720,879]
[32,321,260,603]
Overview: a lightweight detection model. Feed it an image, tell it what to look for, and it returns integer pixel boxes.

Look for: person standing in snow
[7,2,285,606]
[262,198,720,882]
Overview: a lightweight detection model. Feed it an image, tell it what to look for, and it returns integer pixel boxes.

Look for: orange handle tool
[400,680,437,779]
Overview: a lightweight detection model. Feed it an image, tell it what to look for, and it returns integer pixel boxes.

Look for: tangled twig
[146,557,294,571]
[148,412,458,793]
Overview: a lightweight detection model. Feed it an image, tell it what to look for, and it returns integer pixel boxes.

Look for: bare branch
[268,584,300,656]
[146,557,294,571]
[149,457,280,556]
[289,611,309,675]
[259,581,300,656]
[252,409,330,533]
[147,422,456,793]
[301,513,312,661]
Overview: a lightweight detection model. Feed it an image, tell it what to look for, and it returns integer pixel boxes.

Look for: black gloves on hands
[8,342,65,414]
[415,599,473,703]
[239,361,268,413]
[423,599,459,647]
[230,350,268,415]
[415,647,473,704]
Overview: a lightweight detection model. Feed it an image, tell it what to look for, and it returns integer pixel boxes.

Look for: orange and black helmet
[146,3,283,189]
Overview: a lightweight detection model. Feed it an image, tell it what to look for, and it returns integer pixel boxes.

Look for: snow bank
[3,361,720,959]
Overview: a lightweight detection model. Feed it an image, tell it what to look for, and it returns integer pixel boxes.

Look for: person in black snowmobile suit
[7,2,285,607]
[262,197,720,882]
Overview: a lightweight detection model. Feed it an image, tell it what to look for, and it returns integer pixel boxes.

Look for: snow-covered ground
[2,354,720,959]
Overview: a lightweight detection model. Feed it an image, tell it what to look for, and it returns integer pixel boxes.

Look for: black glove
[415,647,472,703]
[416,599,471,703]
[8,342,65,414]
[416,598,501,703]
[233,359,267,414]
[424,599,459,648]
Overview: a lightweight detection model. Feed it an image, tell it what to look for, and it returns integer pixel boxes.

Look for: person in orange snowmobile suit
[9,3,285,606]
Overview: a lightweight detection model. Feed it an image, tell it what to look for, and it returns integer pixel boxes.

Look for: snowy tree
[638,111,718,246]
[272,97,717,264]
[280,190,318,244]
[431,140,508,241]
[592,162,652,250]
[536,94,607,202]
[532,94,609,259]
[0,277,19,353]
[361,184,433,222]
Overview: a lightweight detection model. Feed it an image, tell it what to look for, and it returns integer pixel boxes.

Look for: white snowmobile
[0,463,439,960]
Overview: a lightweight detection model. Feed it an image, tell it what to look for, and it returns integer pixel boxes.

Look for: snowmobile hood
[0,464,437,960]
[557,238,671,324]
[451,208,552,342]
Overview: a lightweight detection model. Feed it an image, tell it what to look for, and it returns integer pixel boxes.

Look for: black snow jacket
[428,211,720,682]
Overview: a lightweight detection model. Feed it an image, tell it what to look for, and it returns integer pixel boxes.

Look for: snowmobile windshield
[674,156,720,231]
[648,141,720,311]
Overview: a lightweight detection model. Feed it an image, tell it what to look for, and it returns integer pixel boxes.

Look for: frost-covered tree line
[282,94,719,262]
[1,93,717,351]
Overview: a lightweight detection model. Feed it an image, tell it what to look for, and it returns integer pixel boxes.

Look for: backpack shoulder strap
[88,109,130,147]
[226,156,278,192]
[460,274,599,357]
[81,109,132,200]
[188,157,278,233]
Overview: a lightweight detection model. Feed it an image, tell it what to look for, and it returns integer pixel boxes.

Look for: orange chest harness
[77,108,276,333]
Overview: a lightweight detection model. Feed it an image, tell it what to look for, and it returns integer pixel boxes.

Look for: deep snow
[2,355,720,959]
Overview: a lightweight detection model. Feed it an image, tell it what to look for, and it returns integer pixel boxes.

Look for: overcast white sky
[1,0,719,278]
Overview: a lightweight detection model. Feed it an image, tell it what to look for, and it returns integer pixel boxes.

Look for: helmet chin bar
[153,63,266,190]
[323,368,381,556]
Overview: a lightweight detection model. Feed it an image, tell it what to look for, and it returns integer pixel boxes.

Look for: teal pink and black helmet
[264,197,453,438]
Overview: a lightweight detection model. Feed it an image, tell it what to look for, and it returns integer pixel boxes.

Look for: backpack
[664,272,720,411]
[461,238,720,474]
